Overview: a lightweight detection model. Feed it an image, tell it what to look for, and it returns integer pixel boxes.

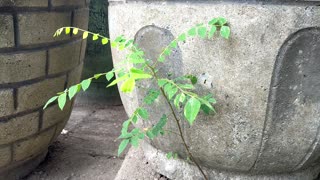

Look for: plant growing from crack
[44,18,230,180]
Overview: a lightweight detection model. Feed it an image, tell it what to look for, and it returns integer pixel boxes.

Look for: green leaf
[208,18,219,25]
[157,79,167,87]
[167,87,178,100]
[119,133,132,139]
[218,17,227,26]
[130,68,152,79]
[188,27,197,36]
[102,38,108,45]
[120,78,135,93]
[43,96,58,109]
[58,93,67,110]
[177,84,194,90]
[158,56,165,62]
[180,93,186,103]
[186,75,197,85]
[130,136,139,148]
[81,79,91,91]
[65,27,70,34]
[164,83,173,95]
[131,115,138,123]
[83,31,88,39]
[137,108,149,120]
[197,26,207,39]
[68,85,79,100]
[173,153,178,159]
[125,40,134,47]
[169,41,178,48]
[106,71,114,81]
[129,58,145,64]
[137,132,145,139]
[220,26,231,39]
[178,33,186,41]
[111,42,117,48]
[200,104,211,115]
[118,139,130,156]
[199,98,214,111]
[152,114,167,136]
[72,28,79,35]
[146,130,155,139]
[121,120,130,135]
[166,152,173,159]
[163,48,171,56]
[144,89,160,105]
[184,97,201,125]
[107,74,129,87]
[174,93,182,108]
[208,26,217,38]
[94,74,102,79]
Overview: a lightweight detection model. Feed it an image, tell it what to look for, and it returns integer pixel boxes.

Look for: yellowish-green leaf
[130,68,152,80]
[73,28,79,35]
[107,74,129,87]
[102,38,108,45]
[65,27,71,34]
[120,78,135,93]
[82,31,89,39]
[93,34,99,41]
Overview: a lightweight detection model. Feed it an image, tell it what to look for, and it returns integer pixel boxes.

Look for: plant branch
[145,63,208,180]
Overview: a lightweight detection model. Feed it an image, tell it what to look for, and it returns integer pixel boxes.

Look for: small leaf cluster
[158,76,216,125]
[158,17,231,63]
[45,17,231,158]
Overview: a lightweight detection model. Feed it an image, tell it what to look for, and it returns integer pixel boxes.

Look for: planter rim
[108,0,320,3]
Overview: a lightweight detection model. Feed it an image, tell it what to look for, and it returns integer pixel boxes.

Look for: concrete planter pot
[0,1,89,179]
[109,1,320,179]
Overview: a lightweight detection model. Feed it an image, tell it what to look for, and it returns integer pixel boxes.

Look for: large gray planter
[0,1,89,179]
[109,0,320,179]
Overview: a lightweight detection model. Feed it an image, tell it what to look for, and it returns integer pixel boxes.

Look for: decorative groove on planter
[0,0,88,178]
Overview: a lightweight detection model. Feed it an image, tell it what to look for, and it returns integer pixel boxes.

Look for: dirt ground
[24,105,128,180]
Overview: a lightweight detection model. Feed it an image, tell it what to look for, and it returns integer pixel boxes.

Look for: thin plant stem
[145,63,209,180]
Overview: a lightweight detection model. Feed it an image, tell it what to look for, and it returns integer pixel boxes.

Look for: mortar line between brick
[0,6,84,13]
[15,123,58,144]
[0,38,82,54]
[48,0,53,11]
[12,12,20,48]
[64,73,69,90]
[0,70,69,90]
[70,10,75,38]
[13,88,18,110]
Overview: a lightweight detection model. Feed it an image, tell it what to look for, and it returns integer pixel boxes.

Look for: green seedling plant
[44,17,230,180]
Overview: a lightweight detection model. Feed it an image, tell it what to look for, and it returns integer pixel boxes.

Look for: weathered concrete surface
[115,145,169,180]
[24,104,128,180]
[109,1,320,179]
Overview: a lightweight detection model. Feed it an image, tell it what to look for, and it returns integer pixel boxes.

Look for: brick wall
[0,1,89,178]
